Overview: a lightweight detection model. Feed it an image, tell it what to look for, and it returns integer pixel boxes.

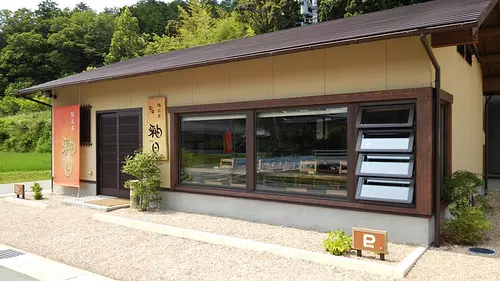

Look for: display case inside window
[180,114,246,189]
[255,107,348,198]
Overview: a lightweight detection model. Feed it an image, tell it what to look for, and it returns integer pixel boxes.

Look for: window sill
[167,185,427,217]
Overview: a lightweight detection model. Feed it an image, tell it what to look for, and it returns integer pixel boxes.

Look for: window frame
[254,105,349,199]
[355,177,415,204]
[168,87,442,217]
[355,153,414,178]
[356,104,415,129]
[356,129,415,153]
[178,112,249,191]
[80,104,92,146]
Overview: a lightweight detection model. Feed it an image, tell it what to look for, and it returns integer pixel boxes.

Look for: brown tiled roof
[19,0,497,94]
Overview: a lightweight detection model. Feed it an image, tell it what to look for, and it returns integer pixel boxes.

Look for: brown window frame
[169,87,450,217]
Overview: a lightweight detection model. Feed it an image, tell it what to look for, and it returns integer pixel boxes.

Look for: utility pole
[300,0,318,25]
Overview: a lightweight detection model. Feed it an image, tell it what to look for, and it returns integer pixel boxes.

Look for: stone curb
[0,190,52,199]
[0,244,114,281]
[93,213,427,278]
[4,197,49,209]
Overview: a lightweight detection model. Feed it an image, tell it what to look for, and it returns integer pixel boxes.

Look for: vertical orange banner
[146,97,169,160]
[54,105,80,187]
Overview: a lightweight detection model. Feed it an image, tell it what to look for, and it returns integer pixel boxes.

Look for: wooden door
[97,109,142,198]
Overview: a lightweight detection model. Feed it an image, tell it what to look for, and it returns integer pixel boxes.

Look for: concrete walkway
[0,265,38,281]
[0,244,114,281]
[0,180,51,195]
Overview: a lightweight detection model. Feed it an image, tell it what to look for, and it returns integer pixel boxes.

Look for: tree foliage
[319,0,430,22]
[0,0,431,152]
[105,7,146,64]
[236,0,300,34]
[145,0,254,55]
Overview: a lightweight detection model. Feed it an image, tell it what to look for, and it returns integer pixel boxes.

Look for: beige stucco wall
[433,46,484,175]
[52,35,437,189]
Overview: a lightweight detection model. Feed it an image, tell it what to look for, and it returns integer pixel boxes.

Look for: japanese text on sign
[146,97,168,160]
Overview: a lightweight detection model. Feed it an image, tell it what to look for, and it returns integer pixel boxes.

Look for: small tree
[104,7,146,64]
[122,150,162,211]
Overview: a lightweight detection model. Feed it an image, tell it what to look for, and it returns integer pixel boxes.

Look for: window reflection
[180,114,246,189]
[256,107,348,197]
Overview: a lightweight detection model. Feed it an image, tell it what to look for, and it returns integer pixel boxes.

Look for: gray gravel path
[112,207,415,264]
[0,195,391,281]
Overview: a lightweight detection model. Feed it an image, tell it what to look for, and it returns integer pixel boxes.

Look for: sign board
[54,105,80,187]
[146,97,169,160]
[14,184,25,199]
[352,227,388,260]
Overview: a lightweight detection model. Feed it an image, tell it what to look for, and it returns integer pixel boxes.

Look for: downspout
[485,95,492,190]
[420,34,441,247]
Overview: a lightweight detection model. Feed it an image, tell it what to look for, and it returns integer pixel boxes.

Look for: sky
[0,0,150,12]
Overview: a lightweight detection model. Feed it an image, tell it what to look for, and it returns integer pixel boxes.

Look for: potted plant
[122,150,163,211]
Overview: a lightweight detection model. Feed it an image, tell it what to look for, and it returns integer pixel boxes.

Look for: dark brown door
[97,109,142,198]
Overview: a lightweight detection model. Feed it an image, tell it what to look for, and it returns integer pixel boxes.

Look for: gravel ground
[112,207,414,264]
[405,190,500,281]
[0,195,393,281]
[3,193,500,281]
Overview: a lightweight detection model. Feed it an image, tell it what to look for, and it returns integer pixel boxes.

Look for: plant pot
[130,189,140,209]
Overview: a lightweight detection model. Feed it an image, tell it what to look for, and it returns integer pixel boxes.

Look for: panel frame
[356,177,415,204]
[356,104,415,129]
[356,153,414,178]
[356,129,415,153]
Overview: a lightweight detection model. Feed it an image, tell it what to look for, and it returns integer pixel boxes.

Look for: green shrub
[322,229,353,256]
[31,182,43,200]
[122,150,163,211]
[0,112,51,152]
[442,170,492,245]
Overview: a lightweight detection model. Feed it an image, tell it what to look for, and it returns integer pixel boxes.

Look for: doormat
[87,198,130,207]
[62,196,130,212]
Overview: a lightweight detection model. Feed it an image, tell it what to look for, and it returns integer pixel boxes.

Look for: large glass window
[255,107,348,197]
[180,114,246,189]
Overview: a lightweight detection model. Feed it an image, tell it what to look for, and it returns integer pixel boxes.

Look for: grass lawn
[0,170,51,184]
[0,152,51,184]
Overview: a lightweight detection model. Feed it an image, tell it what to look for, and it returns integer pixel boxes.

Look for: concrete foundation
[54,182,96,197]
[161,191,435,246]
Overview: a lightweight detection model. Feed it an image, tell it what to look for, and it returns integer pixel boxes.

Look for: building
[18,0,500,246]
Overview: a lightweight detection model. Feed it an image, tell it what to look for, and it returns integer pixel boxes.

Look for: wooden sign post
[14,184,25,199]
[352,227,388,261]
